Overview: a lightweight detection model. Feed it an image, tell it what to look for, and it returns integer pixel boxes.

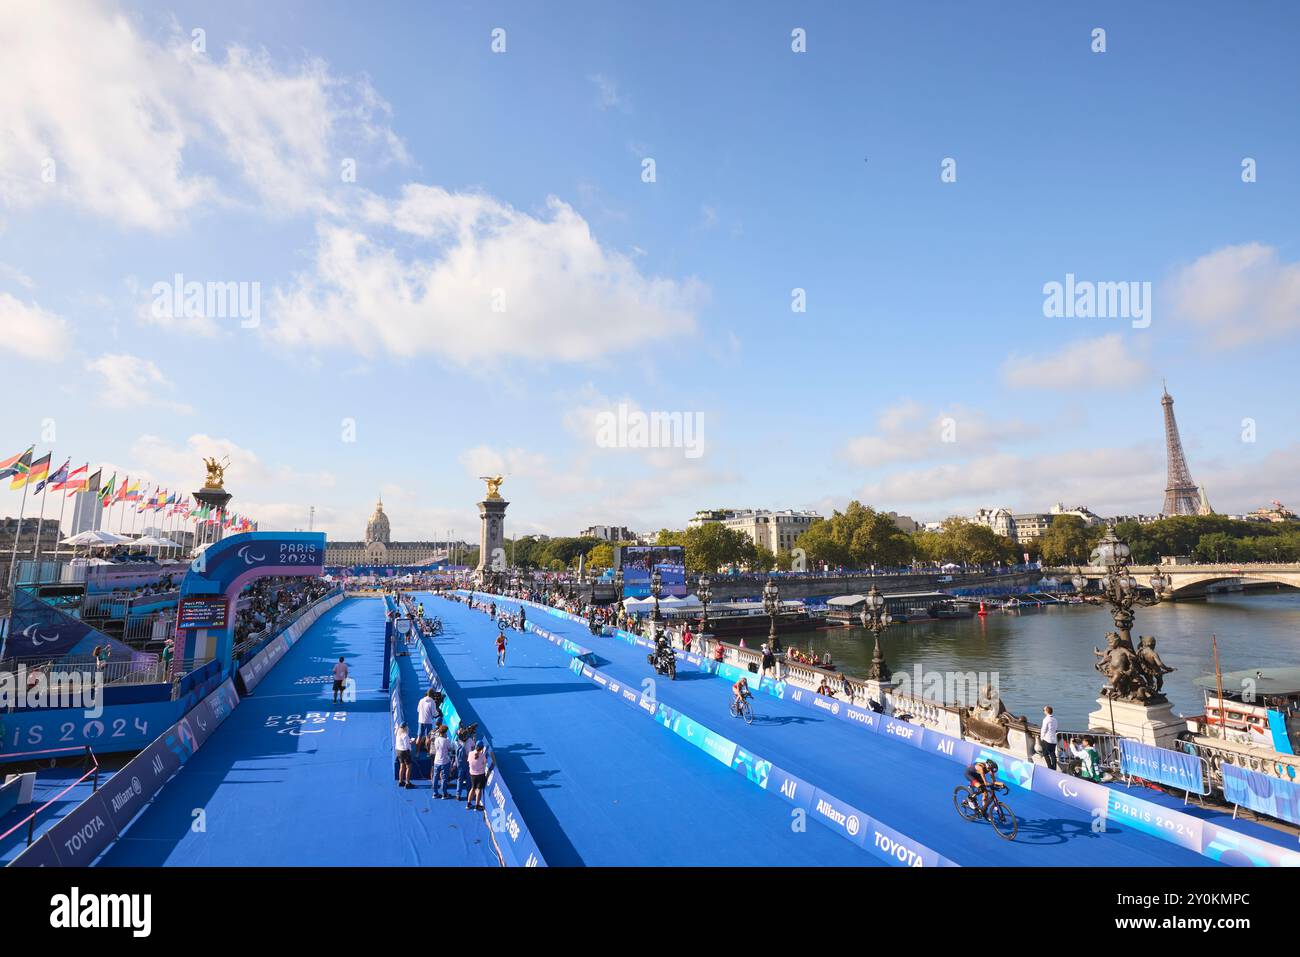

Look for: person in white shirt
[395,722,413,789]
[416,690,438,745]
[431,726,454,798]
[332,656,349,704]
[1040,705,1059,770]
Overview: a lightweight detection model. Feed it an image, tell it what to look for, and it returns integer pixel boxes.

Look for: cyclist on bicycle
[732,677,752,715]
[964,759,1000,816]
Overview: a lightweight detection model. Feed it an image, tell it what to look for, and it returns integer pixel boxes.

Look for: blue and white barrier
[414,633,545,868]
[8,679,241,867]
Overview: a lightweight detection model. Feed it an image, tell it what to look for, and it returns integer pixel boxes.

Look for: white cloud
[0,0,403,230]
[588,73,629,111]
[855,444,1166,518]
[1000,334,1148,391]
[841,402,1041,468]
[0,293,70,360]
[85,354,192,413]
[269,186,705,362]
[1166,242,1300,345]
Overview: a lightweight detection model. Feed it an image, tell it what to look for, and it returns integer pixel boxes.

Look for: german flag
[9,451,49,490]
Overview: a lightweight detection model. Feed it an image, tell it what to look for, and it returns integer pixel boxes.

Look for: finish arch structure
[173,531,327,678]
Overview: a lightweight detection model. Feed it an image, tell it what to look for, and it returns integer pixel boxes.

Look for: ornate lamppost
[1072,526,1167,650]
[1074,526,1179,743]
[697,573,712,635]
[762,577,780,648]
[861,585,893,681]
[650,566,663,638]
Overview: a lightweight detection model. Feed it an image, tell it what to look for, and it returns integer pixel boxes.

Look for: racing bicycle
[953,781,1017,840]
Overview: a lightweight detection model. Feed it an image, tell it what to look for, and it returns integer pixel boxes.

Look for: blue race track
[89,593,1223,866]
[97,598,498,866]
[420,596,873,865]
[468,595,1215,867]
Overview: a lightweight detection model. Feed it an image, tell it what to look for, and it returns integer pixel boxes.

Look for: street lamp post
[762,577,779,648]
[697,573,712,635]
[650,566,662,638]
[862,585,893,682]
[1079,525,1164,649]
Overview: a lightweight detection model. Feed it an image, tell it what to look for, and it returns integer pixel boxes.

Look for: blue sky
[2,0,1298,541]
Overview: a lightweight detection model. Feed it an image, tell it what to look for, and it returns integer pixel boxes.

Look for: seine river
[787,591,1300,729]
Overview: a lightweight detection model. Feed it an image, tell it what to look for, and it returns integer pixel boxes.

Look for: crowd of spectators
[233,576,333,646]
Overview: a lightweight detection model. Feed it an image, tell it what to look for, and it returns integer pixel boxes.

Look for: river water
[783,591,1300,729]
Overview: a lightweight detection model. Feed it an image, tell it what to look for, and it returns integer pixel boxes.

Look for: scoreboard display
[176,596,230,630]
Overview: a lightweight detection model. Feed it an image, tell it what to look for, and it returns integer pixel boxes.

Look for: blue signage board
[1221,763,1300,826]
[1104,790,1203,852]
[864,815,943,868]
[765,763,817,812]
[1118,740,1206,794]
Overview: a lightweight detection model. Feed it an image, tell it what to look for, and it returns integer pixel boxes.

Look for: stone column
[476,497,509,584]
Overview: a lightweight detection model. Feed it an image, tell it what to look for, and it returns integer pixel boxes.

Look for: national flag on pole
[99,474,117,506]
[53,463,87,491]
[0,445,34,479]
[36,458,71,494]
[5,450,33,489]
[10,451,49,490]
[68,468,99,496]
[122,480,142,502]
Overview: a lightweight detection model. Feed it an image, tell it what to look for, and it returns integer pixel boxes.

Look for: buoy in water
[977,601,988,617]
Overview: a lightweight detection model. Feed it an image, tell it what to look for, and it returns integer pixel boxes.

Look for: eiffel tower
[1160,384,1210,516]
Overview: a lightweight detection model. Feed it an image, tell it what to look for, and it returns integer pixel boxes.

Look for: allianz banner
[1221,763,1300,826]
[1118,740,1205,793]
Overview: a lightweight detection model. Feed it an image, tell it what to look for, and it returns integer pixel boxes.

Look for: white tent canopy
[61,529,131,546]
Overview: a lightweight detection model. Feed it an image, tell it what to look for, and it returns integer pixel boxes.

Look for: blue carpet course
[484,597,1218,867]
[422,596,876,866]
[96,598,498,866]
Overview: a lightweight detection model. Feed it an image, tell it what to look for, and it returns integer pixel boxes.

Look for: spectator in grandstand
[395,722,414,789]
[431,726,454,798]
[332,656,349,704]
[466,741,488,811]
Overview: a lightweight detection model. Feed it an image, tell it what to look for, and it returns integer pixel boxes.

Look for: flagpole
[50,465,77,562]
[6,469,32,588]
[30,456,54,564]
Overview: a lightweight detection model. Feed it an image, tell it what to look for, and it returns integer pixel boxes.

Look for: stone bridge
[1049,563,1300,599]
[580,569,1043,603]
